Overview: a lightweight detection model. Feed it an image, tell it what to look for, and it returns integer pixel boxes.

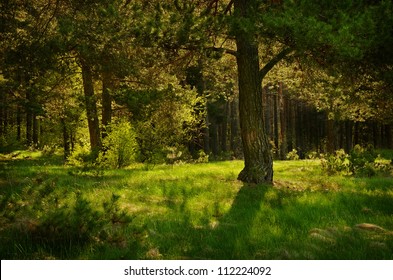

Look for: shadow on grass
[1,155,393,259]
[148,181,393,260]
[147,184,274,259]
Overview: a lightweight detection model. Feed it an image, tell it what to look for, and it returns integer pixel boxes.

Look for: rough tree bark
[234,0,273,184]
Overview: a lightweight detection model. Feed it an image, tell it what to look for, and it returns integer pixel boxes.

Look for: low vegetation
[1,150,393,259]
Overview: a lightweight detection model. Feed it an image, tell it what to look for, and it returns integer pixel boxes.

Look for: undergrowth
[321,145,392,177]
[0,179,134,259]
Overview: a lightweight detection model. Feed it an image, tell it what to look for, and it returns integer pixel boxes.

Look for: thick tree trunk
[234,0,273,184]
[81,60,101,153]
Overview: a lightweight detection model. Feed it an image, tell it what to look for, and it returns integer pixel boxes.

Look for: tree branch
[210,46,237,57]
[259,47,293,81]
[224,0,234,15]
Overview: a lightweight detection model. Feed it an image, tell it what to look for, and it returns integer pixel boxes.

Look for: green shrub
[349,144,377,174]
[306,151,320,159]
[321,149,351,175]
[321,145,392,177]
[100,121,139,168]
[67,144,94,167]
[195,150,209,163]
[66,144,103,176]
[41,145,58,156]
[286,149,300,160]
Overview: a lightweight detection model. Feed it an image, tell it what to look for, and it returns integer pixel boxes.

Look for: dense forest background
[2,0,393,261]
[1,0,393,177]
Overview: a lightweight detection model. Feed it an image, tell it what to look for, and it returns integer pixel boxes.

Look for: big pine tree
[153,0,393,184]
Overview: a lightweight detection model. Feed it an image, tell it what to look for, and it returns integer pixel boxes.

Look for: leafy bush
[321,145,392,176]
[348,144,377,176]
[100,121,139,168]
[66,144,103,176]
[286,149,300,160]
[321,149,351,175]
[67,144,94,167]
[123,84,202,168]
[41,145,58,156]
[195,150,209,163]
[135,121,166,168]
[306,151,320,159]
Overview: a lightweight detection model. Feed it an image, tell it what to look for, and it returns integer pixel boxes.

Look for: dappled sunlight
[1,154,393,259]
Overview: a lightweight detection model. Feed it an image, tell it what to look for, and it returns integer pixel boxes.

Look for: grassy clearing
[1,151,393,259]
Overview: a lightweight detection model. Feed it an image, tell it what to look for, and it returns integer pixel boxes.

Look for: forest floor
[1,150,393,260]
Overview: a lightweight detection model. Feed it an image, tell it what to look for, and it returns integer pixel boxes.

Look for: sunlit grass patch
[1,152,393,259]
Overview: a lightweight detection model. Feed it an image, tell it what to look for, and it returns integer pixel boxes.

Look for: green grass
[1,151,393,259]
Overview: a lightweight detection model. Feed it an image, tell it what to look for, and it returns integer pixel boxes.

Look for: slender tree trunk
[102,71,113,139]
[203,111,210,154]
[386,125,392,149]
[210,117,219,156]
[326,116,335,153]
[345,121,353,152]
[278,82,287,159]
[26,91,33,146]
[273,91,279,155]
[234,0,273,184]
[289,100,297,150]
[0,91,4,137]
[354,122,359,146]
[32,114,39,147]
[16,106,21,142]
[3,101,8,136]
[61,118,70,159]
[372,122,381,148]
[80,60,101,153]
[230,97,240,156]
[296,103,304,155]
[220,101,229,153]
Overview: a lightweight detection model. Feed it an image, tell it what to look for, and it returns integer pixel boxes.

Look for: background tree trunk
[32,114,39,147]
[326,116,335,153]
[61,118,70,159]
[102,71,113,139]
[278,82,287,159]
[16,106,21,142]
[81,60,101,153]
